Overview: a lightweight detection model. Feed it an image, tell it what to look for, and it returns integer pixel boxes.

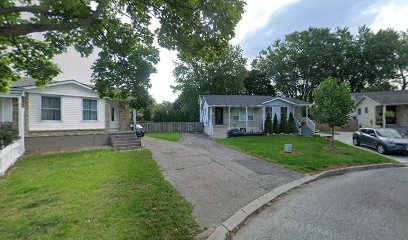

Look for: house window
[232,108,254,121]
[281,107,287,120]
[358,108,361,115]
[83,99,98,120]
[365,107,368,113]
[41,96,61,120]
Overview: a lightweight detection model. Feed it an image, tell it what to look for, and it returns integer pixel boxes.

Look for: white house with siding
[199,95,315,138]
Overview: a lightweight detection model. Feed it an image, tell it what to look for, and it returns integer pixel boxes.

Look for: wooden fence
[316,118,359,132]
[141,122,203,133]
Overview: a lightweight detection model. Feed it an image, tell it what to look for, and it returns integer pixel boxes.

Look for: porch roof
[352,90,408,105]
[200,95,310,106]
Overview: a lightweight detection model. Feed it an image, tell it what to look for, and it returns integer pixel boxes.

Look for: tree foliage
[244,69,275,95]
[172,45,247,121]
[310,77,354,145]
[253,27,408,101]
[0,0,245,108]
[152,101,188,122]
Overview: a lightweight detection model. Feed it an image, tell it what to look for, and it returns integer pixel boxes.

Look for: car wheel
[377,144,386,154]
[352,137,360,146]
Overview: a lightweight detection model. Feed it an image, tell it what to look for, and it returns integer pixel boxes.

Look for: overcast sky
[53,0,408,103]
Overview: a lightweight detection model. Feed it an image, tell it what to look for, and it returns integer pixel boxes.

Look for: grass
[0,150,199,239]
[319,131,340,135]
[147,132,181,142]
[217,135,395,174]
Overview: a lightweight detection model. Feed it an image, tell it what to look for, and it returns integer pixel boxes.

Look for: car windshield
[375,129,402,139]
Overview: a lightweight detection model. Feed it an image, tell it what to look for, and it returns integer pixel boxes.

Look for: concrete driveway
[142,133,303,228]
[328,132,408,163]
[234,167,408,240]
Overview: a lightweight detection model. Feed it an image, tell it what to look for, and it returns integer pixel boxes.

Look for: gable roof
[200,95,310,106]
[352,90,408,105]
[10,78,95,92]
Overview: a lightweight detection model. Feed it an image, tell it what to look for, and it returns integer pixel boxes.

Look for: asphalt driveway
[234,167,408,240]
[142,133,303,228]
[331,132,408,163]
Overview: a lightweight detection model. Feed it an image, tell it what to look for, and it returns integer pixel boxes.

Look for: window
[232,108,254,121]
[358,108,361,115]
[41,97,61,120]
[281,107,287,120]
[365,107,368,113]
[111,107,115,121]
[83,99,98,120]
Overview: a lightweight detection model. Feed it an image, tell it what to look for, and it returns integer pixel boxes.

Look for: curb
[207,163,406,240]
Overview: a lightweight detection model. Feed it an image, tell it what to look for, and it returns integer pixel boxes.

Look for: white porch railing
[0,139,24,176]
[306,117,316,132]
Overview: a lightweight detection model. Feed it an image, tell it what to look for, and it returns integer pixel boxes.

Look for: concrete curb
[206,163,406,240]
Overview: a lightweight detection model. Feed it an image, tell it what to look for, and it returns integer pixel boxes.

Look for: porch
[375,104,408,134]
[0,93,25,175]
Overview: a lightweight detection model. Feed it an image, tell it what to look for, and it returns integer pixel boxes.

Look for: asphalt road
[234,167,408,240]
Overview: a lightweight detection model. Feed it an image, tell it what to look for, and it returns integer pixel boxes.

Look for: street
[234,167,408,240]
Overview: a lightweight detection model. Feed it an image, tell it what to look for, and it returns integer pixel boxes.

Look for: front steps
[110,132,141,151]
[300,125,315,137]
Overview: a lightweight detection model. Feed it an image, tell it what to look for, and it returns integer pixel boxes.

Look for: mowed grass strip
[0,150,199,239]
[217,135,395,174]
[147,132,181,142]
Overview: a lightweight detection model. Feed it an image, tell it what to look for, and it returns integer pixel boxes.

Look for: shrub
[0,122,19,148]
[273,113,279,134]
[264,113,273,134]
[280,114,289,133]
[288,112,297,134]
[227,129,244,138]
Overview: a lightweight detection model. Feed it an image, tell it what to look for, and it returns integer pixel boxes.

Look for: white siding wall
[27,83,106,131]
[355,98,378,128]
[264,99,294,122]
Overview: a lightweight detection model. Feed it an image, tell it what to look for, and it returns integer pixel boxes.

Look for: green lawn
[0,150,199,239]
[147,132,181,142]
[319,131,340,135]
[217,136,395,174]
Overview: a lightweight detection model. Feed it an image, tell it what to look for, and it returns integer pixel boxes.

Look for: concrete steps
[110,132,141,150]
[300,126,315,137]
[212,127,228,139]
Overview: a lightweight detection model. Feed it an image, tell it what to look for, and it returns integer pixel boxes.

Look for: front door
[215,107,223,125]
[110,102,119,131]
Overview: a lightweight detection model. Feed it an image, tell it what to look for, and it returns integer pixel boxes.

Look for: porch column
[382,105,386,128]
[132,110,136,132]
[306,106,309,119]
[262,106,266,131]
[18,96,24,149]
[228,107,231,130]
[245,107,248,131]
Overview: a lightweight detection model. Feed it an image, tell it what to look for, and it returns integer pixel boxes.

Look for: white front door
[110,102,119,131]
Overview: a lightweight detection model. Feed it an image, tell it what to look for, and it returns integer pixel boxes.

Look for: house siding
[355,97,378,128]
[396,105,408,127]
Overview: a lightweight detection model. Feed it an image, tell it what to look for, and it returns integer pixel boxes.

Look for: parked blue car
[352,128,408,154]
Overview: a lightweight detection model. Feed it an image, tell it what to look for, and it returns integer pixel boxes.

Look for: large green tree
[0,0,245,108]
[172,45,247,120]
[244,69,275,96]
[310,77,354,146]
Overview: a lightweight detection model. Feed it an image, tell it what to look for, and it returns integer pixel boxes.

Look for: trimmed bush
[288,112,297,134]
[280,114,289,133]
[0,122,18,148]
[227,129,245,138]
[264,113,273,134]
[273,113,279,134]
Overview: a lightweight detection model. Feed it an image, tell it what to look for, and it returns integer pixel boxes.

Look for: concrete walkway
[234,167,408,240]
[142,133,303,228]
[326,132,408,163]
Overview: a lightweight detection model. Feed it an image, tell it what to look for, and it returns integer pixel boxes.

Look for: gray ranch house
[351,90,408,134]
[199,95,315,138]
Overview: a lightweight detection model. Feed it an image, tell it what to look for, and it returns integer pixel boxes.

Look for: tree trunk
[331,126,335,147]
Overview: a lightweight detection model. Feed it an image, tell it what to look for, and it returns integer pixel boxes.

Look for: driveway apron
[143,133,303,227]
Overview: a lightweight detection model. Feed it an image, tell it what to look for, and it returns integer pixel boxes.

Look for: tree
[310,77,354,146]
[264,113,273,134]
[244,69,275,95]
[273,113,279,134]
[279,114,289,134]
[0,0,245,108]
[173,45,247,120]
[288,112,297,134]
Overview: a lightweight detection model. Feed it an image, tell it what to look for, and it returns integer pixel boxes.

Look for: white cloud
[369,0,408,31]
[232,0,300,44]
